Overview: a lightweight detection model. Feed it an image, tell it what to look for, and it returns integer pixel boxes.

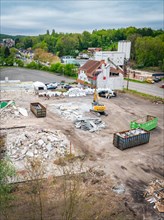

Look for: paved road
[124,80,164,98]
[0,68,163,97]
[0,67,75,83]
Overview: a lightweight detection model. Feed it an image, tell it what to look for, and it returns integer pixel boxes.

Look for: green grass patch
[124,78,146,84]
[123,88,164,103]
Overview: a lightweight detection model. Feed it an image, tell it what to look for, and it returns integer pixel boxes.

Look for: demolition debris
[74,117,105,132]
[144,179,164,213]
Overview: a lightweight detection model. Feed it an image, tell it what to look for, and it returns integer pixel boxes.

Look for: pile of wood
[144,179,164,213]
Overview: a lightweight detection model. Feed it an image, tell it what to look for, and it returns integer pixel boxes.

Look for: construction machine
[90,89,108,116]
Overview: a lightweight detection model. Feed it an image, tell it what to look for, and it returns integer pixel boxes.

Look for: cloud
[1,0,163,35]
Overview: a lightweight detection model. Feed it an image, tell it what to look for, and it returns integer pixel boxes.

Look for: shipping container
[113,129,150,150]
[130,115,158,131]
[30,102,46,118]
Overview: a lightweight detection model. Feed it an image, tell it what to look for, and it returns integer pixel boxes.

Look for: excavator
[90,89,108,116]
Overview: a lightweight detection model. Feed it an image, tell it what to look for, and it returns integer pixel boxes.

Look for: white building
[94,51,125,66]
[78,60,124,90]
[118,40,131,60]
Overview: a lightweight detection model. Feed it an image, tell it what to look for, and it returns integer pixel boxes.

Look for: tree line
[0,27,164,70]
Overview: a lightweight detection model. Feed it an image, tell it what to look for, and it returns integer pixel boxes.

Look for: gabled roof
[79,60,103,78]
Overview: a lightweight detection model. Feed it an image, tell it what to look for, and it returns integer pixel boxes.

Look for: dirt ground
[1,89,164,219]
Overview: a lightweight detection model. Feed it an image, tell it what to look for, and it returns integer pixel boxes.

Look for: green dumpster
[130,115,158,131]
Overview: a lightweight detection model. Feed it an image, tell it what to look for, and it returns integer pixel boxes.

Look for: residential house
[77,60,124,90]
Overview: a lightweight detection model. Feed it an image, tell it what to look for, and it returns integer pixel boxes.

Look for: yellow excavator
[90,89,108,116]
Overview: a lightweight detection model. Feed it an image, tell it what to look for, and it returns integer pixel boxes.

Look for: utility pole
[124,58,129,90]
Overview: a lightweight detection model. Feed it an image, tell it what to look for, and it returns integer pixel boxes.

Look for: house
[77,60,124,90]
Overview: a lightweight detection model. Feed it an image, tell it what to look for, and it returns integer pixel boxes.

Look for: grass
[124,78,146,84]
[123,88,164,103]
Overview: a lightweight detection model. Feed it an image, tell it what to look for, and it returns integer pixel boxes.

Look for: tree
[4,47,10,58]
[0,159,15,219]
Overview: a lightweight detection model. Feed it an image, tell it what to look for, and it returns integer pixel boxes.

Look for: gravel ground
[1,86,163,219]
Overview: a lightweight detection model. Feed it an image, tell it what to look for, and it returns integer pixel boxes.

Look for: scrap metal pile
[74,117,105,132]
[116,128,146,138]
[144,179,164,213]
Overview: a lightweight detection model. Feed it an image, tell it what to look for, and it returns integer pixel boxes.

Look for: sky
[1,0,164,36]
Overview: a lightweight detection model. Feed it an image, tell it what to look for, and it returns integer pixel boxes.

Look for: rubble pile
[0,101,28,121]
[6,129,72,163]
[74,117,106,132]
[144,179,164,213]
[49,103,85,121]
[37,88,94,98]
[63,88,94,97]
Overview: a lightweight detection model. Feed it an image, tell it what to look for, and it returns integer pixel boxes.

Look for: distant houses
[1,38,15,47]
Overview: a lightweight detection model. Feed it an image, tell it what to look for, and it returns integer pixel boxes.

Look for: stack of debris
[144,179,164,213]
[63,88,86,97]
[49,103,83,121]
[0,101,28,121]
[6,129,71,163]
[74,117,105,132]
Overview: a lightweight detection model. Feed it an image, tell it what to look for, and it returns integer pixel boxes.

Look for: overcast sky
[1,0,164,36]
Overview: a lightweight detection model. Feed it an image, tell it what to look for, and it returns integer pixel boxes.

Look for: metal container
[113,129,150,150]
[30,102,46,118]
[130,115,158,131]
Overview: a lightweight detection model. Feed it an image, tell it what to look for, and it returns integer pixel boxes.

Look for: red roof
[79,60,104,78]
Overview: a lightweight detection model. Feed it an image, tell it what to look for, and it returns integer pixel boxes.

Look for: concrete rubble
[74,117,106,132]
[37,88,94,98]
[144,179,164,213]
[49,102,90,120]
[6,129,72,162]
[0,101,28,121]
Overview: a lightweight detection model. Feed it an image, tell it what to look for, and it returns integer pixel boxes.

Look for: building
[94,51,125,66]
[3,38,15,47]
[78,60,124,90]
[118,40,131,60]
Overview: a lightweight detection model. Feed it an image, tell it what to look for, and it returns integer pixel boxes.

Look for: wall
[94,51,125,66]
[97,73,123,90]
[118,41,131,60]
[78,70,89,83]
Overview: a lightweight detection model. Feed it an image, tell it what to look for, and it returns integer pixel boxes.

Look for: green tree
[0,159,15,219]
[4,47,10,58]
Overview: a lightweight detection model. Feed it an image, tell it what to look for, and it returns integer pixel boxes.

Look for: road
[0,67,163,97]
[0,67,75,83]
[124,80,164,98]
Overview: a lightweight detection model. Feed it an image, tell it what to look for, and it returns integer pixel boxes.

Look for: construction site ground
[1,89,164,220]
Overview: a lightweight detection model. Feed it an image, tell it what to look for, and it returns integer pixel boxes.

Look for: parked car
[97,89,117,98]
[146,78,154,84]
[153,77,161,83]
[45,82,58,90]
[63,84,72,90]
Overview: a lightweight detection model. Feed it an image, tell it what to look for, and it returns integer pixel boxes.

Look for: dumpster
[130,115,158,131]
[113,129,150,150]
[30,102,46,118]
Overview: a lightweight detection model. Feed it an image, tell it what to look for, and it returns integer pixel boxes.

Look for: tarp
[33,81,47,90]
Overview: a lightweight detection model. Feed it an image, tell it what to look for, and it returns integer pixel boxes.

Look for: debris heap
[144,179,164,213]
[0,101,28,121]
[74,117,105,132]
[6,129,72,163]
